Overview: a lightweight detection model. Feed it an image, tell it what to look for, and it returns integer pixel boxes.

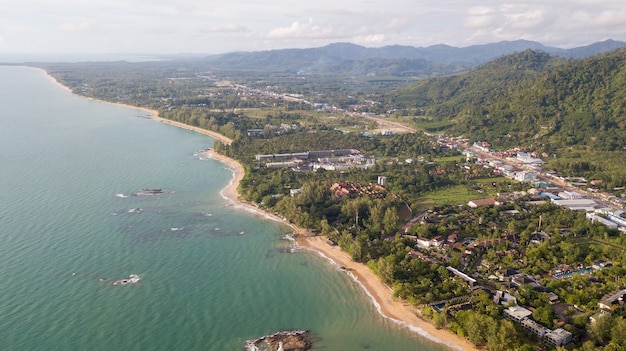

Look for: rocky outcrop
[246,330,312,351]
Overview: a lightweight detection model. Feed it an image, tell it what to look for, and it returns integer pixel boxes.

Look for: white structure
[504,306,532,322]
[520,318,549,337]
[377,176,387,186]
[516,153,546,165]
[515,171,537,183]
[545,328,573,346]
[586,213,618,229]
[416,236,444,249]
[558,191,583,200]
[552,199,598,211]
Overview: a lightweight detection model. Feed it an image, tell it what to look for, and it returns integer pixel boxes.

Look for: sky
[2,0,626,55]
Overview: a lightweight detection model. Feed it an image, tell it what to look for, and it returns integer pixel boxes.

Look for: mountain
[392,48,626,154]
[199,40,626,77]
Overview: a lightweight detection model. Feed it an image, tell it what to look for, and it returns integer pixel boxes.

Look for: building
[515,171,537,183]
[599,289,626,311]
[447,266,477,288]
[586,213,618,229]
[545,328,573,346]
[551,199,599,211]
[416,236,445,249]
[377,176,387,186]
[558,191,583,200]
[468,198,500,208]
[504,306,532,322]
[493,291,517,306]
[520,318,549,337]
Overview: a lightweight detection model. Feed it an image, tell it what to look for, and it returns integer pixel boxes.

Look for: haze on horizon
[2,0,626,55]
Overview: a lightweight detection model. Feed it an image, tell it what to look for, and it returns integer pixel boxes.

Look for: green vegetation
[386,49,626,189]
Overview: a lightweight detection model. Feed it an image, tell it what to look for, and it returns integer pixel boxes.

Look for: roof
[504,305,532,320]
[468,198,498,207]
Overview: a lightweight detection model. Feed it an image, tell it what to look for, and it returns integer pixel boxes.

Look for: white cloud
[464,15,498,30]
[1,0,626,54]
[267,19,336,39]
[58,21,102,33]
[199,24,249,34]
[356,34,385,45]
[385,17,410,31]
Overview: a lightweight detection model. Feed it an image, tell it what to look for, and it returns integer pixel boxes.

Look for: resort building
[504,306,532,322]
[545,328,573,346]
[599,289,626,311]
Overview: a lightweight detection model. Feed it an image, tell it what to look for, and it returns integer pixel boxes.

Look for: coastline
[180,142,480,351]
[42,67,477,351]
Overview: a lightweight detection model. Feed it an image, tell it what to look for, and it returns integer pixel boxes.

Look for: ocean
[0,66,447,351]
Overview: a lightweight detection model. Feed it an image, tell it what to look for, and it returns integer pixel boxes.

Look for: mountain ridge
[200,39,626,77]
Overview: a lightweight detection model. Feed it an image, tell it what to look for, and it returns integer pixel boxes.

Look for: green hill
[392,48,626,188]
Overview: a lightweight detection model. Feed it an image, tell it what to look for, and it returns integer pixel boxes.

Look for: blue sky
[2,0,625,54]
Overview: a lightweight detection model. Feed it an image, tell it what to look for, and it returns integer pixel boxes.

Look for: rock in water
[245,330,312,351]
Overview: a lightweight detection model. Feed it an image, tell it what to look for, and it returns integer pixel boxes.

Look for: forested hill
[393,48,626,154]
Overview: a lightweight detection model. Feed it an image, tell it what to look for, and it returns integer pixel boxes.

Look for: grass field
[414,177,511,210]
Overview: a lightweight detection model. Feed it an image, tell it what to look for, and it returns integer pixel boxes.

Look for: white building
[377,176,387,186]
[558,191,583,200]
[515,171,537,183]
[504,306,532,322]
[545,328,573,346]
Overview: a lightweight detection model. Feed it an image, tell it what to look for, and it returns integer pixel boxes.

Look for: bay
[0,66,446,351]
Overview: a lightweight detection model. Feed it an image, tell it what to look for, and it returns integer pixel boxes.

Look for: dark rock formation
[246,330,312,351]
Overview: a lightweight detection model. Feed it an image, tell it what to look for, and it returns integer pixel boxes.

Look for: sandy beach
[44,68,477,351]
[192,141,479,351]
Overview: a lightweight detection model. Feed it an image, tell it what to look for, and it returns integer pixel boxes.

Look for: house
[416,236,445,249]
[289,188,303,197]
[468,198,500,208]
[447,232,459,245]
[548,292,560,305]
[497,268,519,281]
[511,273,545,291]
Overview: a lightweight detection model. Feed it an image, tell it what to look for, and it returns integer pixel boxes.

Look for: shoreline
[42,67,477,351]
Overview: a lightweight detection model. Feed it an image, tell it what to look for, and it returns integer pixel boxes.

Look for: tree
[376,256,395,285]
[382,207,401,236]
[609,316,626,348]
[590,313,613,345]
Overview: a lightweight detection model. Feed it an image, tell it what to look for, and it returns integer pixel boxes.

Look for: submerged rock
[245,330,312,351]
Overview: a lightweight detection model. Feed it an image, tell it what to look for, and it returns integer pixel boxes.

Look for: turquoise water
[0,66,447,351]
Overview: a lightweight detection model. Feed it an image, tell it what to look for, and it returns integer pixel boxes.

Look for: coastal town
[241,120,626,349]
[34,45,626,351]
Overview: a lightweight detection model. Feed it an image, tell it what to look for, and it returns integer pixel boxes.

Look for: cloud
[199,24,249,34]
[591,10,626,28]
[355,34,385,45]
[506,10,551,31]
[267,19,336,39]
[385,17,410,31]
[58,20,102,33]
